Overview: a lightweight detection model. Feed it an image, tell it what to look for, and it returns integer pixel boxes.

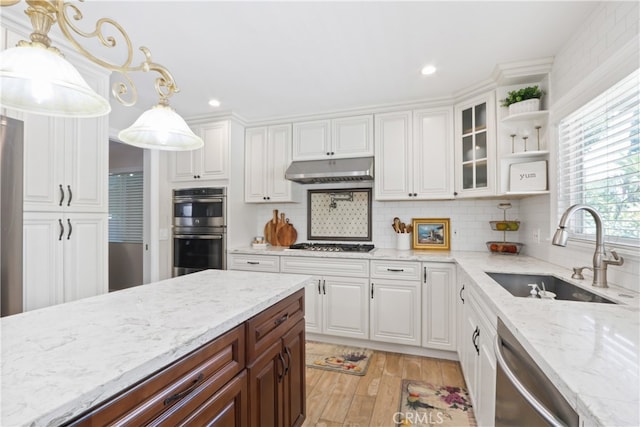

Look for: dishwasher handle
[494,335,567,427]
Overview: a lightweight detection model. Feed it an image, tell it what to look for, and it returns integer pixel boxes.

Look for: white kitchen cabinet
[460,283,496,426]
[421,262,457,351]
[375,108,454,200]
[23,212,108,311]
[369,260,421,346]
[292,115,373,161]
[170,121,229,182]
[16,101,108,213]
[454,92,497,197]
[245,124,295,203]
[281,256,369,339]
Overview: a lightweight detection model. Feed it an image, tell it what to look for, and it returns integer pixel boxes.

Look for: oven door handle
[494,335,567,427]
[174,197,224,204]
[174,235,223,240]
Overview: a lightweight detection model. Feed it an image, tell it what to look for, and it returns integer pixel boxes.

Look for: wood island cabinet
[65,289,305,427]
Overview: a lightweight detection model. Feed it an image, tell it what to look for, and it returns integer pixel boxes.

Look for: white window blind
[109,172,143,243]
[557,69,640,247]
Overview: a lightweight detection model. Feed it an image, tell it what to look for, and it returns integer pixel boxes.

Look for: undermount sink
[486,272,616,304]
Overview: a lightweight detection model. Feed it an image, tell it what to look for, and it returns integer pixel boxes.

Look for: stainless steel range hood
[285,157,374,184]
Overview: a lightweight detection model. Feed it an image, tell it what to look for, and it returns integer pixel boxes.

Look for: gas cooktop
[288,243,375,252]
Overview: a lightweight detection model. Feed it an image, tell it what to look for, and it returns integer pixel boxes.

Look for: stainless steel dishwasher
[494,318,579,427]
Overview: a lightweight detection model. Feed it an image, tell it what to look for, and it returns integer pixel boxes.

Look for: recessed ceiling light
[208,99,221,107]
[421,65,437,76]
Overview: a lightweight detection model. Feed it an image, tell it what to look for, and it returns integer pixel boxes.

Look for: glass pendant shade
[0,43,111,117]
[118,103,204,151]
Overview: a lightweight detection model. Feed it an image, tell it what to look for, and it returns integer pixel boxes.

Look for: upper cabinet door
[198,121,229,180]
[331,115,374,158]
[413,107,454,199]
[266,124,293,202]
[244,127,269,202]
[454,92,496,197]
[292,120,330,161]
[374,111,412,200]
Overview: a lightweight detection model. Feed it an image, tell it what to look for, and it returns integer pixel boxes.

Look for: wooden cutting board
[264,209,278,245]
[273,213,286,246]
[277,219,298,247]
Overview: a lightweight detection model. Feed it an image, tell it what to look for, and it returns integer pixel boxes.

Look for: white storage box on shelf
[509,160,547,192]
[507,98,540,115]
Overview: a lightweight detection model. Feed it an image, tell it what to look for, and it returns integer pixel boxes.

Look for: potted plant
[501,85,544,115]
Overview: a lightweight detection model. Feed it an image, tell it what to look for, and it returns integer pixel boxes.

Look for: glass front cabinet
[454,92,496,197]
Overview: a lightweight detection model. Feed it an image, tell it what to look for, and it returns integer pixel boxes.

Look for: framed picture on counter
[412,218,450,250]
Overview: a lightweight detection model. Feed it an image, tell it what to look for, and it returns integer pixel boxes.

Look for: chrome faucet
[552,204,624,288]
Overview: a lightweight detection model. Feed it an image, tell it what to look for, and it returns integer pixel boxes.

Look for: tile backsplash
[256,197,521,252]
[309,189,371,240]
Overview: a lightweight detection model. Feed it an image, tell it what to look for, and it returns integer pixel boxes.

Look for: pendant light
[0,0,203,151]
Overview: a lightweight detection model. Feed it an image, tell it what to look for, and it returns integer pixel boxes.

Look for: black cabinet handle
[164,373,204,406]
[66,218,72,240]
[371,283,374,299]
[274,313,289,327]
[277,352,286,383]
[387,268,404,272]
[59,184,65,206]
[58,219,64,241]
[317,279,321,295]
[472,327,480,355]
[67,185,72,206]
[424,266,427,283]
[460,284,465,304]
[322,280,326,295]
[247,261,259,265]
[284,346,292,376]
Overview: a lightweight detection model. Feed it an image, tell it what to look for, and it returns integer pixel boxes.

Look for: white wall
[520,1,640,293]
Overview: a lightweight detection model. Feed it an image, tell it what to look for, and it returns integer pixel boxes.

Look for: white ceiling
[38,1,599,129]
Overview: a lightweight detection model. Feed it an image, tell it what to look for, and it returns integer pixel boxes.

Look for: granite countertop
[0,269,311,427]
[230,246,640,426]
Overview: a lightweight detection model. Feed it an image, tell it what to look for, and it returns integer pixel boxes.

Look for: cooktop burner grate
[288,243,375,252]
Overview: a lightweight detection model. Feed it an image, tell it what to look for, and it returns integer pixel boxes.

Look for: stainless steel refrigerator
[1,115,24,317]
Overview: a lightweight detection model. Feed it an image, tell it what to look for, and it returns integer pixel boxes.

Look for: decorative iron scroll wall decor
[307,188,372,241]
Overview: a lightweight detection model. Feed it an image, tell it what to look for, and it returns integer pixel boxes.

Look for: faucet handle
[572,266,592,280]
[605,250,624,266]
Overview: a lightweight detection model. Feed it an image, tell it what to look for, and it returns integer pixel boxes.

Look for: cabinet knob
[330,151,335,155]
[193,175,197,179]
[326,152,330,156]
[454,192,458,196]
[413,193,417,197]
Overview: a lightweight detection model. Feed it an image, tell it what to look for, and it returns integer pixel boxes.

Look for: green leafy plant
[501,85,544,107]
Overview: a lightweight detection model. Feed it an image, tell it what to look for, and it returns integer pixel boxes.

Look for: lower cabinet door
[370,279,421,346]
[248,339,284,427]
[282,320,306,427]
[323,276,369,339]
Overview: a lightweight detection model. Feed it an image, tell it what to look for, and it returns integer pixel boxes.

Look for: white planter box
[510,160,547,192]
[508,98,541,115]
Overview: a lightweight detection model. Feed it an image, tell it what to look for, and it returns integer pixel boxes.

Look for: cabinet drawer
[67,325,245,426]
[228,254,280,272]
[370,260,421,281]
[280,256,369,277]
[246,289,305,363]
[149,370,248,426]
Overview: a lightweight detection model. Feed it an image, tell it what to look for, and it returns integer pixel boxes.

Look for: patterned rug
[305,341,373,376]
[396,379,476,426]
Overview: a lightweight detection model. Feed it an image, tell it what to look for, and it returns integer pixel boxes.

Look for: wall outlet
[532,228,541,244]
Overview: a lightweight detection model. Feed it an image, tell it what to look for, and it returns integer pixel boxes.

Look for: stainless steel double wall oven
[172,187,226,276]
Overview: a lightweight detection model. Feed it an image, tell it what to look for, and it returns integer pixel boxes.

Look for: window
[108,172,143,243]
[557,69,639,247]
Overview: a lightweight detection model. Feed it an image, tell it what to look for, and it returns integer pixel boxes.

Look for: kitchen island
[0,269,312,427]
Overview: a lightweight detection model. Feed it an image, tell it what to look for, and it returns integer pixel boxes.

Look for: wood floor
[302,349,467,427]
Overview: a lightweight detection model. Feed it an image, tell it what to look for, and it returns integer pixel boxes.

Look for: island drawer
[66,324,245,427]
[228,253,280,272]
[246,289,305,363]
